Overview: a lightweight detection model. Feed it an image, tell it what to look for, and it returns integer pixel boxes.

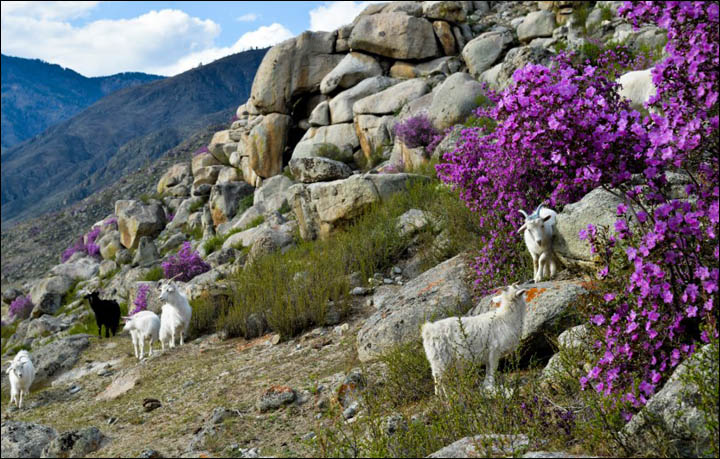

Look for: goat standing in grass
[83,291,121,338]
[123,311,160,360]
[422,284,527,397]
[7,349,35,409]
[158,280,192,349]
[518,204,558,283]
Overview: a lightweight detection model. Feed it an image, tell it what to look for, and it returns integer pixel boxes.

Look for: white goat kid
[518,204,558,283]
[123,310,160,360]
[421,284,527,397]
[6,350,35,409]
[158,279,192,349]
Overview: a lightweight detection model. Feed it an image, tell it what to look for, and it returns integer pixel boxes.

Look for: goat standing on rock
[158,279,192,350]
[422,284,528,397]
[518,204,558,283]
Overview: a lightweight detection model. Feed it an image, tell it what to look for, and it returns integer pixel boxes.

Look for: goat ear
[517,223,527,234]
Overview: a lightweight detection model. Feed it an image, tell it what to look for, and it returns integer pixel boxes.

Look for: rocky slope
[1,49,267,225]
[1,2,714,458]
[0,54,163,150]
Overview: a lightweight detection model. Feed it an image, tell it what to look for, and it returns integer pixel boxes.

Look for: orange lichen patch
[236,333,273,352]
[524,287,546,304]
[418,280,442,296]
[265,385,294,395]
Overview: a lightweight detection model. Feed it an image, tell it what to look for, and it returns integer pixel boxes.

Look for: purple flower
[9,295,34,320]
[393,113,441,150]
[161,242,210,282]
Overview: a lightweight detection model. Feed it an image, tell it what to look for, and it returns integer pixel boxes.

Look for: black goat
[83,292,121,338]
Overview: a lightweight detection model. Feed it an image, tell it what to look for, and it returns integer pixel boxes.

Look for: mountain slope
[1,54,164,149]
[1,48,267,225]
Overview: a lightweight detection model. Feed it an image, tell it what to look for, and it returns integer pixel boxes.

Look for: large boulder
[468,280,589,361]
[289,157,353,183]
[621,344,716,457]
[250,31,343,114]
[245,113,292,178]
[309,100,330,127]
[207,130,232,165]
[1,422,57,459]
[353,78,430,116]
[209,182,254,227]
[191,152,221,176]
[30,276,74,317]
[192,165,223,188]
[167,196,205,231]
[50,258,99,281]
[433,20,457,55]
[289,173,430,240]
[97,230,122,261]
[115,200,166,249]
[157,163,191,194]
[350,13,439,60]
[428,434,530,458]
[355,114,396,160]
[30,334,91,385]
[462,28,514,78]
[131,237,160,267]
[320,52,383,95]
[292,124,360,160]
[517,10,557,42]
[329,76,398,124]
[389,56,462,79]
[423,1,467,22]
[222,219,296,252]
[40,427,106,458]
[554,188,625,269]
[429,72,486,129]
[357,254,472,361]
[253,175,296,214]
[216,166,242,184]
[488,45,555,91]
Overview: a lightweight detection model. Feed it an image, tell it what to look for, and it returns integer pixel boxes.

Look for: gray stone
[320,52,383,94]
[2,287,24,304]
[167,196,205,231]
[97,230,122,261]
[209,182,254,227]
[250,31,342,114]
[621,344,716,457]
[1,421,57,459]
[329,76,398,124]
[429,434,529,457]
[252,175,295,215]
[517,11,557,42]
[41,426,106,458]
[132,237,159,267]
[207,130,232,165]
[30,335,90,385]
[554,188,626,269]
[354,114,395,160]
[423,1,467,22]
[396,209,430,237]
[462,28,514,78]
[30,276,74,317]
[468,280,589,360]
[350,13,439,60]
[216,166,242,184]
[258,386,296,412]
[115,200,166,250]
[389,56,461,79]
[357,254,471,361]
[353,78,430,116]
[289,157,353,183]
[289,173,430,240]
[192,165,224,188]
[292,124,360,160]
[308,100,330,127]
[157,163,191,195]
[159,233,186,253]
[191,152,221,177]
[493,45,555,90]
[205,247,238,267]
[522,452,598,458]
[50,257,99,281]
[433,20,457,55]
[25,314,73,339]
[244,113,293,178]
[429,72,486,130]
[384,1,423,16]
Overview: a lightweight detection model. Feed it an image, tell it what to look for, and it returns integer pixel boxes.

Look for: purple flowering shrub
[61,225,104,262]
[9,295,34,321]
[394,114,441,151]
[437,0,718,413]
[131,284,151,315]
[437,50,648,291]
[161,241,210,282]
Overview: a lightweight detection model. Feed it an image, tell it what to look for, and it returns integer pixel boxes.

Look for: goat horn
[518,209,528,218]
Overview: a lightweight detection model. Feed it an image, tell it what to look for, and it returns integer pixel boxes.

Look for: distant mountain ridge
[1,48,268,226]
[1,54,164,149]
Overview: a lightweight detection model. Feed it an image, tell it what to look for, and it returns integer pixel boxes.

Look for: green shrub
[244,215,265,230]
[237,194,255,216]
[185,224,203,241]
[202,234,226,255]
[188,200,205,214]
[188,292,231,339]
[141,266,164,282]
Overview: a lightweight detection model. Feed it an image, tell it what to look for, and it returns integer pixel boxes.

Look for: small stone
[183,380,195,389]
[302,432,317,441]
[351,287,370,296]
[69,385,82,394]
[342,401,359,420]
[392,266,402,275]
[257,386,296,412]
[143,398,162,412]
[107,417,118,425]
[334,323,350,336]
[383,278,394,284]
[138,449,164,458]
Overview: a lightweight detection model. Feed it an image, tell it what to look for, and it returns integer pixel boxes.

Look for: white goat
[6,350,35,409]
[617,68,657,112]
[123,310,160,360]
[422,284,528,396]
[518,204,558,283]
[158,280,192,349]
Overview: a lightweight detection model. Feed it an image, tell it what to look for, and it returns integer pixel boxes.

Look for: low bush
[161,241,211,282]
[9,295,34,321]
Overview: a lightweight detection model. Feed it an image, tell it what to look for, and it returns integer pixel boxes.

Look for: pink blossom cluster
[161,241,210,282]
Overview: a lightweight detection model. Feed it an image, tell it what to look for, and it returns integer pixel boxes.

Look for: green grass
[237,194,255,216]
[188,199,205,214]
[141,265,164,282]
[1,321,19,354]
[61,279,83,309]
[139,191,165,205]
[244,215,265,230]
[202,233,226,255]
[185,224,203,241]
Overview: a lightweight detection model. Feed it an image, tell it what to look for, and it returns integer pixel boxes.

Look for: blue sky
[0,1,383,77]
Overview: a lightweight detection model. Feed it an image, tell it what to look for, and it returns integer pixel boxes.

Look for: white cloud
[0,4,293,77]
[150,23,293,76]
[236,13,259,22]
[308,1,386,32]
